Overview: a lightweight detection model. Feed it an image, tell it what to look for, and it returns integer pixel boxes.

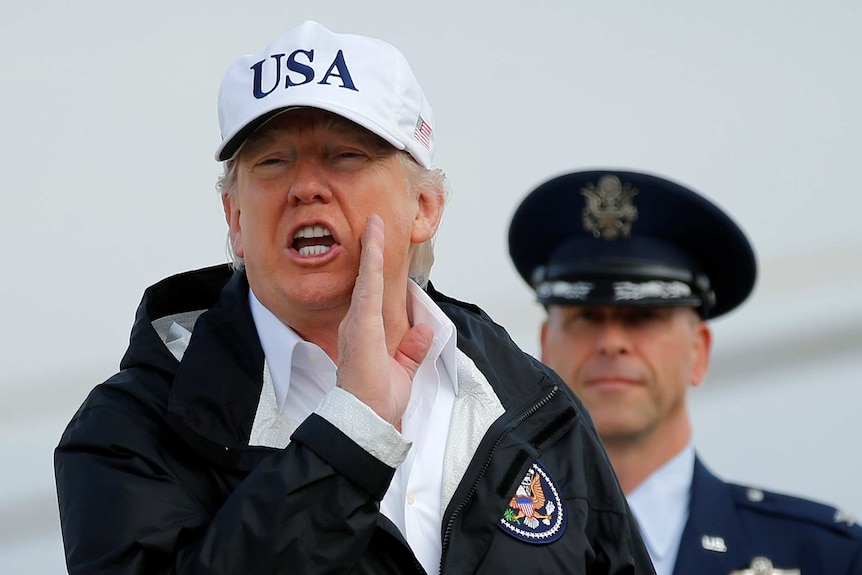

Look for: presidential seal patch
[499,461,567,544]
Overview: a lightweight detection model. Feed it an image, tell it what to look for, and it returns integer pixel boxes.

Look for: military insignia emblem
[835,509,857,526]
[498,461,566,544]
[701,534,727,553]
[746,488,765,502]
[729,556,800,575]
[581,175,639,240]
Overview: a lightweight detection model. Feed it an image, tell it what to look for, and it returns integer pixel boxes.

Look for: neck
[285,280,413,362]
[603,416,692,495]
[287,311,344,360]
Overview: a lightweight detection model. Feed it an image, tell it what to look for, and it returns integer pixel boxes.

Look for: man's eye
[335,150,366,160]
[566,311,595,325]
[626,310,660,325]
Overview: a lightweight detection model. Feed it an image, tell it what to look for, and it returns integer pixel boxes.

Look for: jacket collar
[127,269,553,471]
[164,268,268,467]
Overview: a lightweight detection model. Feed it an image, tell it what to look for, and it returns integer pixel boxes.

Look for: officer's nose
[596,321,632,356]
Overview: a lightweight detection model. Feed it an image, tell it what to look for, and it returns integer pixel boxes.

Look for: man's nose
[288,157,332,205]
[596,321,632,356]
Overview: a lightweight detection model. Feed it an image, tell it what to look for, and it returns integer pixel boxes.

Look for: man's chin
[252,273,352,314]
[593,419,650,445]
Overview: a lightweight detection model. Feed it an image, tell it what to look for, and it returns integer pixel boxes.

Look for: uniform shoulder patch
[730,483,862,537]
[498,461,567,544]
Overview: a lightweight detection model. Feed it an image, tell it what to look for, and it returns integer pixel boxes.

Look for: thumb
[394,323,434,379]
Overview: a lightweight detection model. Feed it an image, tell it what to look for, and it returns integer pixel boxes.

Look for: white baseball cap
[215,20,435,168]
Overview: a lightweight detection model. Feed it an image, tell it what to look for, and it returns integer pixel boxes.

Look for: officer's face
[223,109,441,330]
[541,305,711,447]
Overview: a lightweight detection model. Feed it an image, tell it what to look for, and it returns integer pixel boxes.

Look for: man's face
[222,109,441,324]
[541,305,711,446]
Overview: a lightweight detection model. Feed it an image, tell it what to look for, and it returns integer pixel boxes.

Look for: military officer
[508,169,862,575]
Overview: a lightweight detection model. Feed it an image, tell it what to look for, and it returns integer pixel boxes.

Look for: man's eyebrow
[326,124,390,149]
[240,127,287,157]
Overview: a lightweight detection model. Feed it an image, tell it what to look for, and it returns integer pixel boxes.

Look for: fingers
[339,214,386,356]
[351,213,385,315]
[394,323,434,381]
[336,213,429,427]
[337,214,399,422]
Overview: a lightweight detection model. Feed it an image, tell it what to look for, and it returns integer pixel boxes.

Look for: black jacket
[55,265,654,574]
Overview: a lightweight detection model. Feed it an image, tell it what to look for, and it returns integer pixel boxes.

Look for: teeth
[298,245,332,256]
[294,225,332,239]
[293,225,333,257]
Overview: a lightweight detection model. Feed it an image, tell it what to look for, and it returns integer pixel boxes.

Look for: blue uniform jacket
[673,458,862,574]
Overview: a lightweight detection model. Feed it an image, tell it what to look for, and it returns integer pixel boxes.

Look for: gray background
[2,1,860,572]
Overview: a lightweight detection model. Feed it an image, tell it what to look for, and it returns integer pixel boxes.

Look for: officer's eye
[624,308,666,325]
[564,310,598,325]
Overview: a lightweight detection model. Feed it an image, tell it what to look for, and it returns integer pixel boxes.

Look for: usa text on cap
[215,20,435,167]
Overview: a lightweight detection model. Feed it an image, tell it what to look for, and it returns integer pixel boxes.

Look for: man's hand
[336,214,433,427]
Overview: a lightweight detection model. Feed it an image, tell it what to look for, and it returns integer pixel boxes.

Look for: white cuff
[315,387,412,468]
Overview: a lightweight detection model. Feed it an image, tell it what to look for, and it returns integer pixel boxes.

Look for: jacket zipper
[437,385,560,573]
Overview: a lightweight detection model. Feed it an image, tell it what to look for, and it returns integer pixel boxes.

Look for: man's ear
[540,320,550,363]
[411,185,445,244]
[222,193,244,258]
[690,320,712,388]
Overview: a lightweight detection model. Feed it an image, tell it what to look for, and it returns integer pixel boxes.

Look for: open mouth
[292,225,336,256]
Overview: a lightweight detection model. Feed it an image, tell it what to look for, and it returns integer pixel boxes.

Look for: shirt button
[406,491,416,506]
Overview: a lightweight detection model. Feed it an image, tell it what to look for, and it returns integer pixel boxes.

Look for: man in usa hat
[55,23,653,575]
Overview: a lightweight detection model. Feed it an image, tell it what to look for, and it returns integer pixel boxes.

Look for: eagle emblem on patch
[499,461,567,543]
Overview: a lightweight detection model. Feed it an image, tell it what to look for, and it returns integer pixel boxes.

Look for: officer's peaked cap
[508,170,757,319]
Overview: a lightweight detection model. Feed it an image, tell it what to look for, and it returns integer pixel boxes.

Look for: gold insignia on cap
[729,556,800,575]
[581,175,639,240]
[701,535,727,553]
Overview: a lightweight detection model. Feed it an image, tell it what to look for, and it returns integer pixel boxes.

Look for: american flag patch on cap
[413,115,432,150]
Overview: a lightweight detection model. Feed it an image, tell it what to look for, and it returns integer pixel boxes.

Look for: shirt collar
[249,290,330,413]
[626,442,694,567]
[406,281,458,396]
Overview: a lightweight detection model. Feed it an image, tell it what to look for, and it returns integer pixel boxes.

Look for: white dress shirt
[249,282,457,575]
[626,442,695,575]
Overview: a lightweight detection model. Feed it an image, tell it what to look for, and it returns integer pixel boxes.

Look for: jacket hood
[120,265,236,376]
